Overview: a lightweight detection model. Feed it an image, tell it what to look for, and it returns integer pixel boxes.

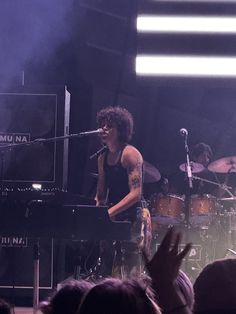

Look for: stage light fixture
[137,15,236,33]
[136,55,236,77]
[151,0,236,2]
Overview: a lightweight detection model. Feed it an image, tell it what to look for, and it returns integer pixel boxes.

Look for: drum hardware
[179,162,205,174]
[219,208,236,229]
[219,197,236,201]
[143,161,161,183]
[211,206,236,260]
[227,248,236,255]
[193,174,234,198]
[197,229,210,240]
[193,175,232,191]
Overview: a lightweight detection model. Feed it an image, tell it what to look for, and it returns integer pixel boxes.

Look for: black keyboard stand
[33,239,40,314]
[0,204,131,303]
[59,205,131,280]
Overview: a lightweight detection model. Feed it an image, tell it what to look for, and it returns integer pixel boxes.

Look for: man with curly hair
[95,106,151,276]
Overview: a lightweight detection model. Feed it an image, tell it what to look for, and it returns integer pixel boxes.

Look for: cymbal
[208,156,236,173]
[179,162,205,173]
[143,161,161,183]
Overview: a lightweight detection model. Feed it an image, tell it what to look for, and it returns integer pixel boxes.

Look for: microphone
[89,145,107,160]
[79,128,103,137]
[180,128,188,137]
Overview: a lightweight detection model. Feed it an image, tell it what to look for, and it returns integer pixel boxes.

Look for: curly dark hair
[96,106,134,143]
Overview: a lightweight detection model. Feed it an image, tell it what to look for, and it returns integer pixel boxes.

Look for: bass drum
[150,194,185,225]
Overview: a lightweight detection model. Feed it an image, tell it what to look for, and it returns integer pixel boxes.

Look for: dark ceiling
[1,0,236,195]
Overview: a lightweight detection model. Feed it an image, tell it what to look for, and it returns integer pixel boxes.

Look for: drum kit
[147,156,236,233]
[145,156,236,277]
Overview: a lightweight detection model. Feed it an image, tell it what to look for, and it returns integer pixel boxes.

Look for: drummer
[192,142,212,169]
[169,142,217,196]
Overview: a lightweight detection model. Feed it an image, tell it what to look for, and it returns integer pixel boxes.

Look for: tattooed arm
[108,145,143,218]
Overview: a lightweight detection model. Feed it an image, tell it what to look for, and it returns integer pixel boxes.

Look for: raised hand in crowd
[143,227,193,314]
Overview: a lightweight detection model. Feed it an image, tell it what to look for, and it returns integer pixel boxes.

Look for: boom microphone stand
[0,128,103,151]
[180,128,192,273]
[180,128,193,224]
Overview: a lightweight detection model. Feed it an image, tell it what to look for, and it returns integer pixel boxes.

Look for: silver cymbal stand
[192,175,234,198]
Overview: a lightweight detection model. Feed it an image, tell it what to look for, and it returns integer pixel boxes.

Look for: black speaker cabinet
[0,238,53,289]
[0,85,70,190]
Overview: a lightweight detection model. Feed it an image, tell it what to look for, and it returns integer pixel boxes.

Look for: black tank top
[103,146,139,222]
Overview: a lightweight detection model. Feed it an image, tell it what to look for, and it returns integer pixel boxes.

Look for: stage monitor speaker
[0,85,70,190]
[0,238,53,289]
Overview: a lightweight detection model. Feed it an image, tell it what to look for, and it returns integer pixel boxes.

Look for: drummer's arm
[108,146,143,218]
[95,154,108,206]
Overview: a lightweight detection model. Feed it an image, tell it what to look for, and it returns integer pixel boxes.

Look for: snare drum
[189,194,216,227]
[150,194,185,225]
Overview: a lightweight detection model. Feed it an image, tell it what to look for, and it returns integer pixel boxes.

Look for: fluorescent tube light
[136,55,236,77]
[137,15,236,33]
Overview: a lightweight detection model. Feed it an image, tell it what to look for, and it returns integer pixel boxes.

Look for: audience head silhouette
[194,258,236,313]
[40,279,94,314]
[78,277,161,314]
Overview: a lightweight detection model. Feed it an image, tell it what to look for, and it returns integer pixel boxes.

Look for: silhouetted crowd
[1,228,236,314]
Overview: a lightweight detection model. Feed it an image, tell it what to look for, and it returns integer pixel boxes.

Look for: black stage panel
[0,85,70,190]
[0,238,53,289]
